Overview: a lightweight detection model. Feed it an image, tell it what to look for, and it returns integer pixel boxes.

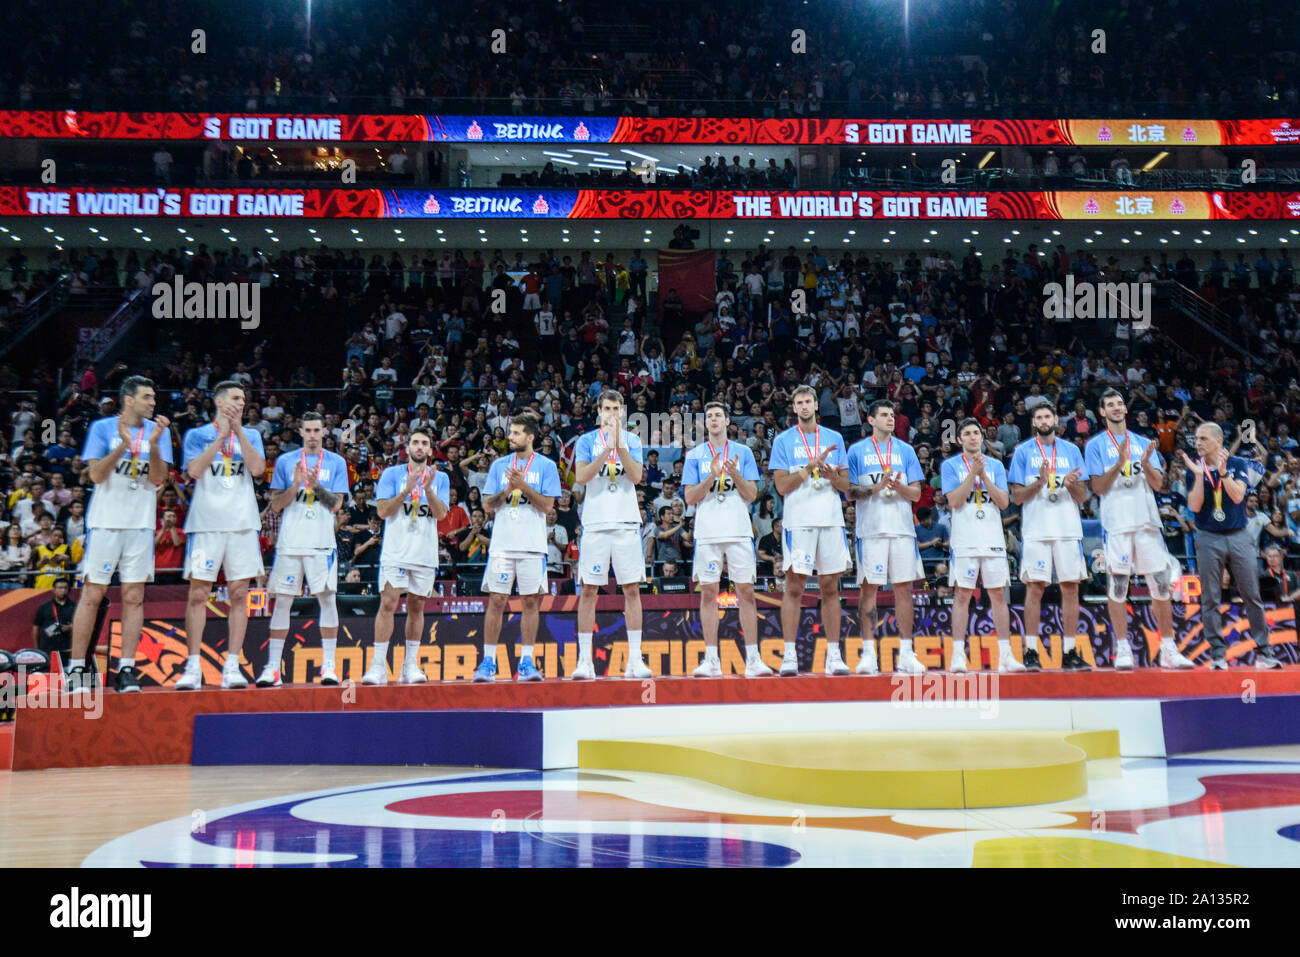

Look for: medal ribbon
[1034,435,1058,491]
[797,426,821,481]
[221,432,236,478]
[1200,458,1224,514]
[126,424,144,479]
[510,452,536,508]
[707,439,729,494]
[961,453,985,506]
[1106,429,1132,478]
[409,464,430,517]
[870,435,893,488]
[301,448,324,509]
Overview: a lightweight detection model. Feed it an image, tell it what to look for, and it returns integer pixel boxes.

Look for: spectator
[32,577,74,656]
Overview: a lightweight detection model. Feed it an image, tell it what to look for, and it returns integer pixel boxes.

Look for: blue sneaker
[472,658,497,683]
[516,656,543,682]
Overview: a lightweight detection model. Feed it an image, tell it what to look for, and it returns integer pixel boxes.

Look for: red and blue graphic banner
[2,111,1300,146]
[3,186,1298,220]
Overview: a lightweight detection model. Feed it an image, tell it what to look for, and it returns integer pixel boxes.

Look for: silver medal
[304,508,316,520]
[1122,476,1134,488]
[510,506,519,520]
[812,478,825,490]
[975,508,986,520]
[715,491,727,503]
[222,476,234,489]
[128,479,140,491]
[1048,492,1059,503]
[1213,508,1226,522]
[607,481,618,493]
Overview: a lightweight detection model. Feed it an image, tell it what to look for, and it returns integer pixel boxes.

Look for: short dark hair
[1099,388,1125,408]
[704,400,728,416]
[408,427,433,443]
[511,413,540,437]
[868,399,894,419]
[119,375,154,403]
[1031,402,1058,417]
[598,389,624,408]
[958,417,983,437]
[301,411,324,425]
[213,380,243,401]
[791,384,817,402]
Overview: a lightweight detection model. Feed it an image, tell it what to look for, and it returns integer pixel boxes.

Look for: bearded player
[65,376,173,695]
[769,384,851,676]
[473,413,561,682]
[683,401,770,677]
[572,389,649,680]
[1008,403,1090,670]
[362,428,449,685]
[941,418,1016,672]
[847,400,926,675]
[178,381,266,690]
[260,412,351,687]
[1084,389,1194,669]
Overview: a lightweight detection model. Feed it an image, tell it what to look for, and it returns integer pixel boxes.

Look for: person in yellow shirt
[33,527,81,589]
[615,263,630,305]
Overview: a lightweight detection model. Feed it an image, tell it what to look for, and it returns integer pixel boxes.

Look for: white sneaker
[361,659,389,686]
[693,654,722,678]
[319,664,339,685]
[855,648,879,675]
[221,658,248,689]
[897,648,928,674]
[625,656,653,679]
[399,661,428,684]
[174,661,202,691]
[824,649,850,676]
[570,655,595,680]
[1113,641,1135,671]
[744,654,775,677]
[255,664,281,688]
[948,649,968,673]
[779,649,799,676]
[1158,643,1195,670]
[998,649,1027,673]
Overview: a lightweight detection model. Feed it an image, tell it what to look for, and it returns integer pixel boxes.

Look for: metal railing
[57,288,148,393]
[0,273,70,359]
[1155,279,1257,361]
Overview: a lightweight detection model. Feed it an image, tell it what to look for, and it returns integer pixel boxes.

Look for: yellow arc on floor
[578,730,1120,809]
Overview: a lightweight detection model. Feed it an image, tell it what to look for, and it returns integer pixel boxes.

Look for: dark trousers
[1195,527,1269,657]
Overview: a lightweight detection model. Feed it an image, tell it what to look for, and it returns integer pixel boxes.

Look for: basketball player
[177,382,266,690]
[1008,403,1090,670]
[572,389,649,680]
[683,401,771,677]
[65,376,173,695]
[1083,389,1194,669]
[473,413,561,682]
[941,418,1017,672]
[768,385,851,676]
[363,429,449,685]
[260,412,351,687]
[847,400,927,675]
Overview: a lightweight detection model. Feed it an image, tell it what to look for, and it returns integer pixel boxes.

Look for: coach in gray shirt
[1180,423,1282,669]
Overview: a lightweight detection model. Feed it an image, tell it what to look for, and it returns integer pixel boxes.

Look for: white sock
[1063,635,1076,653]
[1023,635,1038,655]
[520,644,533,659]
[118,657,134,669]
[827,641,842,659]
[952,639,966,656]
[69,658,85,670]
[224,652,239,667]
[321,638,337,669]
[745,643,759,659]
[900,638,914,655]
[627,629,642,659]
[998,638,1011,659]
[266,638,285,668]
[482,642,496,663]
[1160,636,1177,648]
[783,640,795,656]
[372,641,389,668]
[405,640,420,664]
[861,636,876,655]
[578,632,592,658]
[188,654,200,669]
[705,645,718,660]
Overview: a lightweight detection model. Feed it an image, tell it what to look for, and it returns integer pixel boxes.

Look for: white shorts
[379,563,438,598]
[269,550,339,596]
[693,540,757,584]
[1103,527,1171,576]
[523,292,541,310]
[1020,539,1088,584]
[855,536,924,586]
[482,553,549,595]
[185,530,265,582]
[782,527,851,577]
[82,528,155,585]
[950,554,1010,589]
[579,527,645,585]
